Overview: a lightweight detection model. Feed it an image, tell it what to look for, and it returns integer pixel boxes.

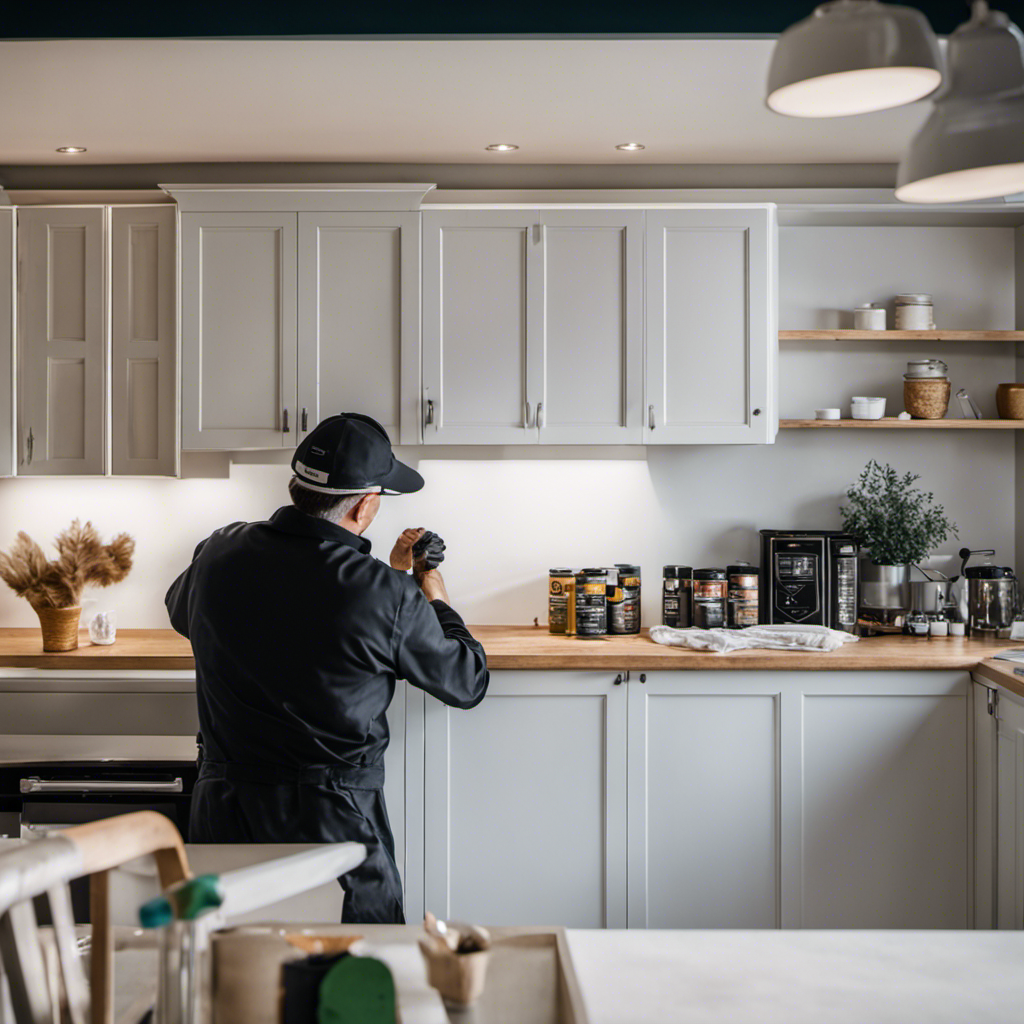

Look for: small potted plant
[0,521,134,651]
[840,461,957,624]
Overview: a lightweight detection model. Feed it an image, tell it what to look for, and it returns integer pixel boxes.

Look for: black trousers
[189,769,405,924]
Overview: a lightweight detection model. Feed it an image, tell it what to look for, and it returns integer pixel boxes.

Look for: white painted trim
[162,183,436,213]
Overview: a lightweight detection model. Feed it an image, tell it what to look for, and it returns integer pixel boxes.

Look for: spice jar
[895,294,934,331]
[548,568,575,635]
[663,566,692,628]
[727,563,760,628]
[609,564,641,634]
[575,569,608,636]
[692,569,727,629]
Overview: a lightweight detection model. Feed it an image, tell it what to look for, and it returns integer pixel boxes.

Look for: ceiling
[0,38,933,166]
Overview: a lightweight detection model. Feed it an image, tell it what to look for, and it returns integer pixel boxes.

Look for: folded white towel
[649,623,859,654]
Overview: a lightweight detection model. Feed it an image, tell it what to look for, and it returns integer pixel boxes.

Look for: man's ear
[354,492,381,530]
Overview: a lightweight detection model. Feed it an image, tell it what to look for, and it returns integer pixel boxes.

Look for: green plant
[840,460,957,565]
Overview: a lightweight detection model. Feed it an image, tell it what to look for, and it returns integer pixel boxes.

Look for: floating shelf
[780,330,1024,342]
[781,418,1024,430]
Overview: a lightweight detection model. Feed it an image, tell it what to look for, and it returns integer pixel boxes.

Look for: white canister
[853,304,886,330]
[894,294,935,330]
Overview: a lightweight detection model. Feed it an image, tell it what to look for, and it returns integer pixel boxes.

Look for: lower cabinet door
[627,672,779,928]
[423,671,626,927]
[995,688,1024,929]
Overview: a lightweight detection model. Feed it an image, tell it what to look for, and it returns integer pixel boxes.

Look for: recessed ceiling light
[485,143,519,152]
[616,142,646,152]
[56,146,87,154]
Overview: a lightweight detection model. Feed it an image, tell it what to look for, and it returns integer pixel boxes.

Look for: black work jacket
[165,507,489,782]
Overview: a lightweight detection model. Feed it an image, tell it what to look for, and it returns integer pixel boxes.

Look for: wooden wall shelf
[781,418,1024,429]
[779,330,1024,342]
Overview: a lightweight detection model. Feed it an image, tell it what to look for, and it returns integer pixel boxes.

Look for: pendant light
[767,0,943,117]
[896,2,1024,202]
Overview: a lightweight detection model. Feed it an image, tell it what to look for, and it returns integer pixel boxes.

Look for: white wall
[0,222,1016,630]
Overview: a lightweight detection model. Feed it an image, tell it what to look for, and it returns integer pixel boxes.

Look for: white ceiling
[0,38,931,165]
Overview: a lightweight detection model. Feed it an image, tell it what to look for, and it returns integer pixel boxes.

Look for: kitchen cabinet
[0,209,12,477]
[422,671,627,927]
[17,207,106,474]
[975,681,1024,929]
[645,206,777,444]
[298,212,420,445]
[180,212,298,450]
[626,672,779,928]
[110,206,177,475]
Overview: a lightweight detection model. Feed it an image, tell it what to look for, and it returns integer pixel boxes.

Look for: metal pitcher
[960,548,1019,638]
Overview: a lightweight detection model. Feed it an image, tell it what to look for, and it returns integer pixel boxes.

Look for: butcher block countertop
[0,626,1015,672]
[972,658,1024,702]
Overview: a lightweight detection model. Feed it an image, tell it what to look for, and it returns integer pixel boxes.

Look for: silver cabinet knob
[648,405,656,430]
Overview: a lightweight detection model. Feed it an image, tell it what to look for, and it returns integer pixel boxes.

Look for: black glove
[412,530,446,571]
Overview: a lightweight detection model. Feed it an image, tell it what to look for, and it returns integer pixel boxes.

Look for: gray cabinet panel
[181,212,297,449]
[111,206,177,475]
[423,671,626,927]
[298,212,419,444]
[0,692,198,737]
[0,210,10,477]
[995,690,1024,928]
[17,207,106,474]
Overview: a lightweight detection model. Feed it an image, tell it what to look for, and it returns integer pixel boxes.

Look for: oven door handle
[19,777,184,794]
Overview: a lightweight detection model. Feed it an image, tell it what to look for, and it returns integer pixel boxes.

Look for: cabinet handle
[639,673,647,684]
[283,409,290,434]
[537,402,545,428]
[301,408,308,432]
[26,428,33,465]
[614,673,623,686]
[648,405,655,431]
[425,398,434,427]
[753,408,762,417]
[525,401,533,427]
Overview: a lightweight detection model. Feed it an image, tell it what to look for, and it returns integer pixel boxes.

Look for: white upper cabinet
[180,212,298,450]
[422,211,540,444]
[110,206,177,476]
[537,210,644,444]
[645,206,777,444]
[18,207,107,475]
[298,212,420,446]
[0,210,12,477]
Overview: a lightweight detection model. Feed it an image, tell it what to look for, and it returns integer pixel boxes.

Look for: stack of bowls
[904,359,950,419]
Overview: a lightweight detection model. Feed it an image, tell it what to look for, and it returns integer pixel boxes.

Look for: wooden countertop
[0,626,1014,672]
[972,658,1024,702]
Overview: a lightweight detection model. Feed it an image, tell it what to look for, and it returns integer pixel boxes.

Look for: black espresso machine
[760,530,860,632]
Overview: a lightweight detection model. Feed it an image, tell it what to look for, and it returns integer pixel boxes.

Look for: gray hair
[288,477,366,523]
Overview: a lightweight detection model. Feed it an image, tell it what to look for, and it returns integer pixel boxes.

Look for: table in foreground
[566,930,1024,1024]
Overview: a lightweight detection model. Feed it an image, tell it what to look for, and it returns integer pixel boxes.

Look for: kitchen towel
[649,623,859,654]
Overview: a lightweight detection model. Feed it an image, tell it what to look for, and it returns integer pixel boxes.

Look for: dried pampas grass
[0,521,135,610]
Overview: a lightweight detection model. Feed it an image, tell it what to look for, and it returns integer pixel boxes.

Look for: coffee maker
[959,548,1018,638]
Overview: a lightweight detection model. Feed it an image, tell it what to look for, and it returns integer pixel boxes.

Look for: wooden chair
[0,810,191,1024]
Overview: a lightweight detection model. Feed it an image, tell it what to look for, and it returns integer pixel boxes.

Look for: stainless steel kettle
[959,548,1019,638]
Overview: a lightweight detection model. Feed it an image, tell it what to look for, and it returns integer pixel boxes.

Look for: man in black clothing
[165,413,489,923]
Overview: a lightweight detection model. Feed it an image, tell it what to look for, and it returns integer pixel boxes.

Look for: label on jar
[694,580,727,600]
[729,602,759,628]
[693,599,725,629]
[610,583,641,634]
[576,580,608,635]
[549,574,574,634]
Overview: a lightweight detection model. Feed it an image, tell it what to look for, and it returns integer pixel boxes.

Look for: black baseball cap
[291,413,424,495]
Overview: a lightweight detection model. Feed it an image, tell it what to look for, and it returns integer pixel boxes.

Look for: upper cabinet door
[645,207,777,444]
[110,206,177,476]
[181,212,297,450]
[422,211,541,445]
[18,207,106,475]
[298,213,420,445]
[537,211,644,444]
[0,210,12,477]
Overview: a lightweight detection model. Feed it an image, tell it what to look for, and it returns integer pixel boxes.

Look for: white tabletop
[566,930,1024,1024]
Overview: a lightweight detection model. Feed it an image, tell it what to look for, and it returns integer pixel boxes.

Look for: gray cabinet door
[645,207,777,444]
[181,212,297,450]
[627,672,779,928]
[0,209,11,477]
[17,207,106,475]
[422,211,541,444]
[298,212,420,445]
[423,671,627,927]
[995,689,1024,929]
[110,206,177,476]
[537,211,644,444]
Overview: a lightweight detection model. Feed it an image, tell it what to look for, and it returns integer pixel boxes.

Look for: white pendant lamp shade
[767,0,943,117]
[896,4,1024,202]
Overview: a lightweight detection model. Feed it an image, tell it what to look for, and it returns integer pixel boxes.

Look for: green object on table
[138,874,223,928]
[317,956,396,1024]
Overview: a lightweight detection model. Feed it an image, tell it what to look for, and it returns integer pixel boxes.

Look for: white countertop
[566,930,1024,1024]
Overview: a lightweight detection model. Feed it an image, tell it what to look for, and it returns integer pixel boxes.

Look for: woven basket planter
[996,383,1024,420]
[904,378,951,419]
[35,606,82,652]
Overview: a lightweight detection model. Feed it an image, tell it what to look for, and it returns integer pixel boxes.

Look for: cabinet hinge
[988,688,999,717]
